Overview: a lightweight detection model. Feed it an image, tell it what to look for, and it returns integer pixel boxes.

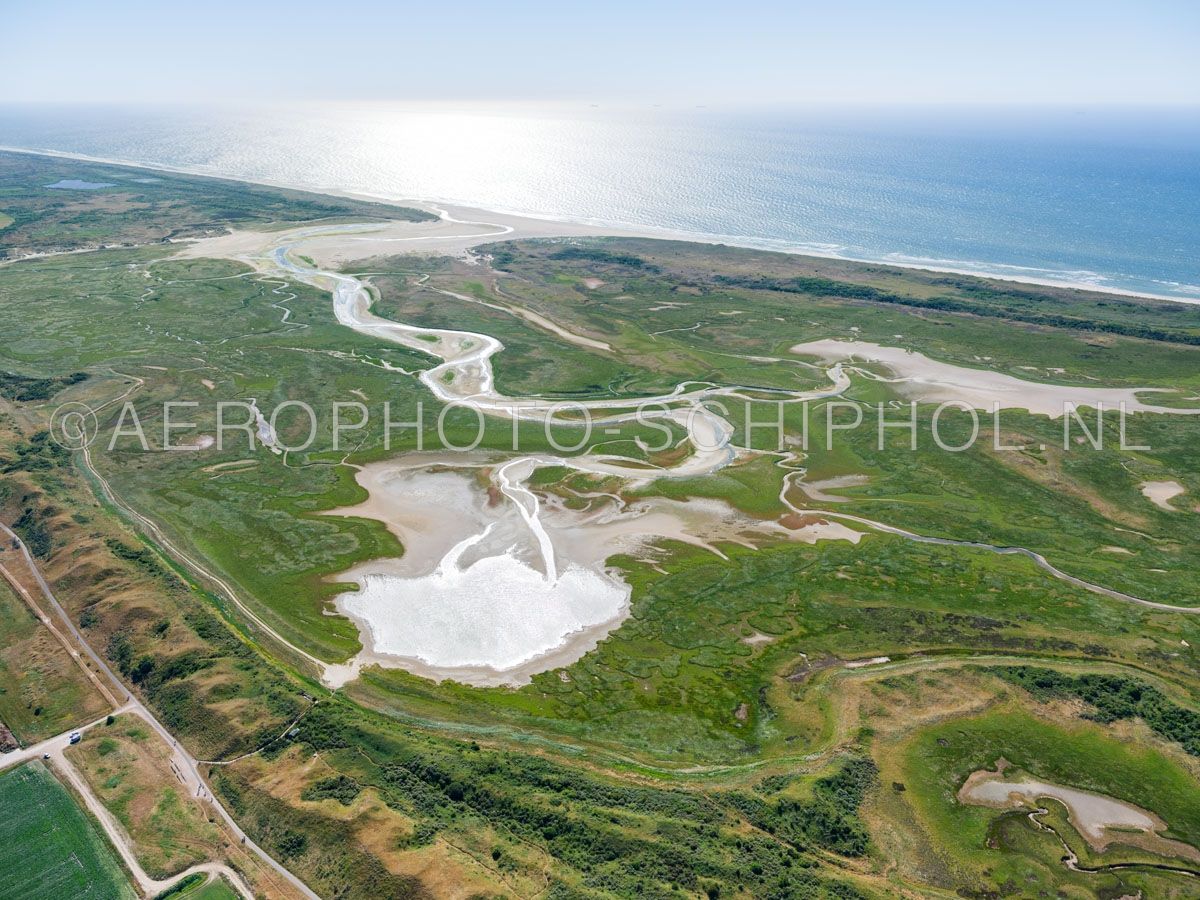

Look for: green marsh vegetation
[988,665,1200,756]
[2,151,1200,896]
[2,191,1198,760]
[890,706,1200,898]
[0,150,432,259]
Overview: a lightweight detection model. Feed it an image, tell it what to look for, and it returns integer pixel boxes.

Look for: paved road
[0,521,319,900]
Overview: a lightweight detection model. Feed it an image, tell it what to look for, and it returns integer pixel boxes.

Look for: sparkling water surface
[2,103,1197,300]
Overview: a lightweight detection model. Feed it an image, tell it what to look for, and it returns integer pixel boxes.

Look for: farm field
[0,761,134,899]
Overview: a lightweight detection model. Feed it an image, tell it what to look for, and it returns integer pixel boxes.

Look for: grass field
[2,184,1198,765]
[0,576,107,745]
[155,871,241,900]
[67,714,223,879]
[183,877,240,900]
[0,761,134,899]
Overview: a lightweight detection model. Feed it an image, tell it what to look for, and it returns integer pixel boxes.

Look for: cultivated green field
[0,761,134,900]
[186,878,240,900]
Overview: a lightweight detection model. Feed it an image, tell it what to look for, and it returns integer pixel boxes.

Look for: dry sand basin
[1141,479,1186,511]
[959,763,1200,861]
[790,339,1199,418]
[176,201,654,269]
[323,458,860,687]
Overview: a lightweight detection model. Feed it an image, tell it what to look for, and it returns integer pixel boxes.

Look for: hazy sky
[5,0,1198,105]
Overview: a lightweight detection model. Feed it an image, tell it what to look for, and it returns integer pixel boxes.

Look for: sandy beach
[176,200,658,268]
[6,145,1195,303]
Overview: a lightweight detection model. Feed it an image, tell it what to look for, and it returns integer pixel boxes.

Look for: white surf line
[351,222,513,244]
[7,144,1200,303]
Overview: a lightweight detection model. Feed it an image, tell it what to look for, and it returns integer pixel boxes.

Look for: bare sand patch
[741,631,775,647]
[790,339,1198,418]
[1141,480,1185,511]
[201,459,258,474]
[959,761,1200,861]
[504,303,611,352]
[178,202,653,269]
[322,456,861,688]
[172,435,215,451]
[797,474,869,503]
[777,516,863,544]
[844,656,890,669]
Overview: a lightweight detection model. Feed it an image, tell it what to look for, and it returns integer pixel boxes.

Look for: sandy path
[0,522,318,900]
[0,706,255,899]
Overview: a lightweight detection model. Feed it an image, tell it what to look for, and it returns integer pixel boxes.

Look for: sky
[3,0,1198,106]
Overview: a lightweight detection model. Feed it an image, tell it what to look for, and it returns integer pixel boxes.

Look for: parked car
[68,732,81,745]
